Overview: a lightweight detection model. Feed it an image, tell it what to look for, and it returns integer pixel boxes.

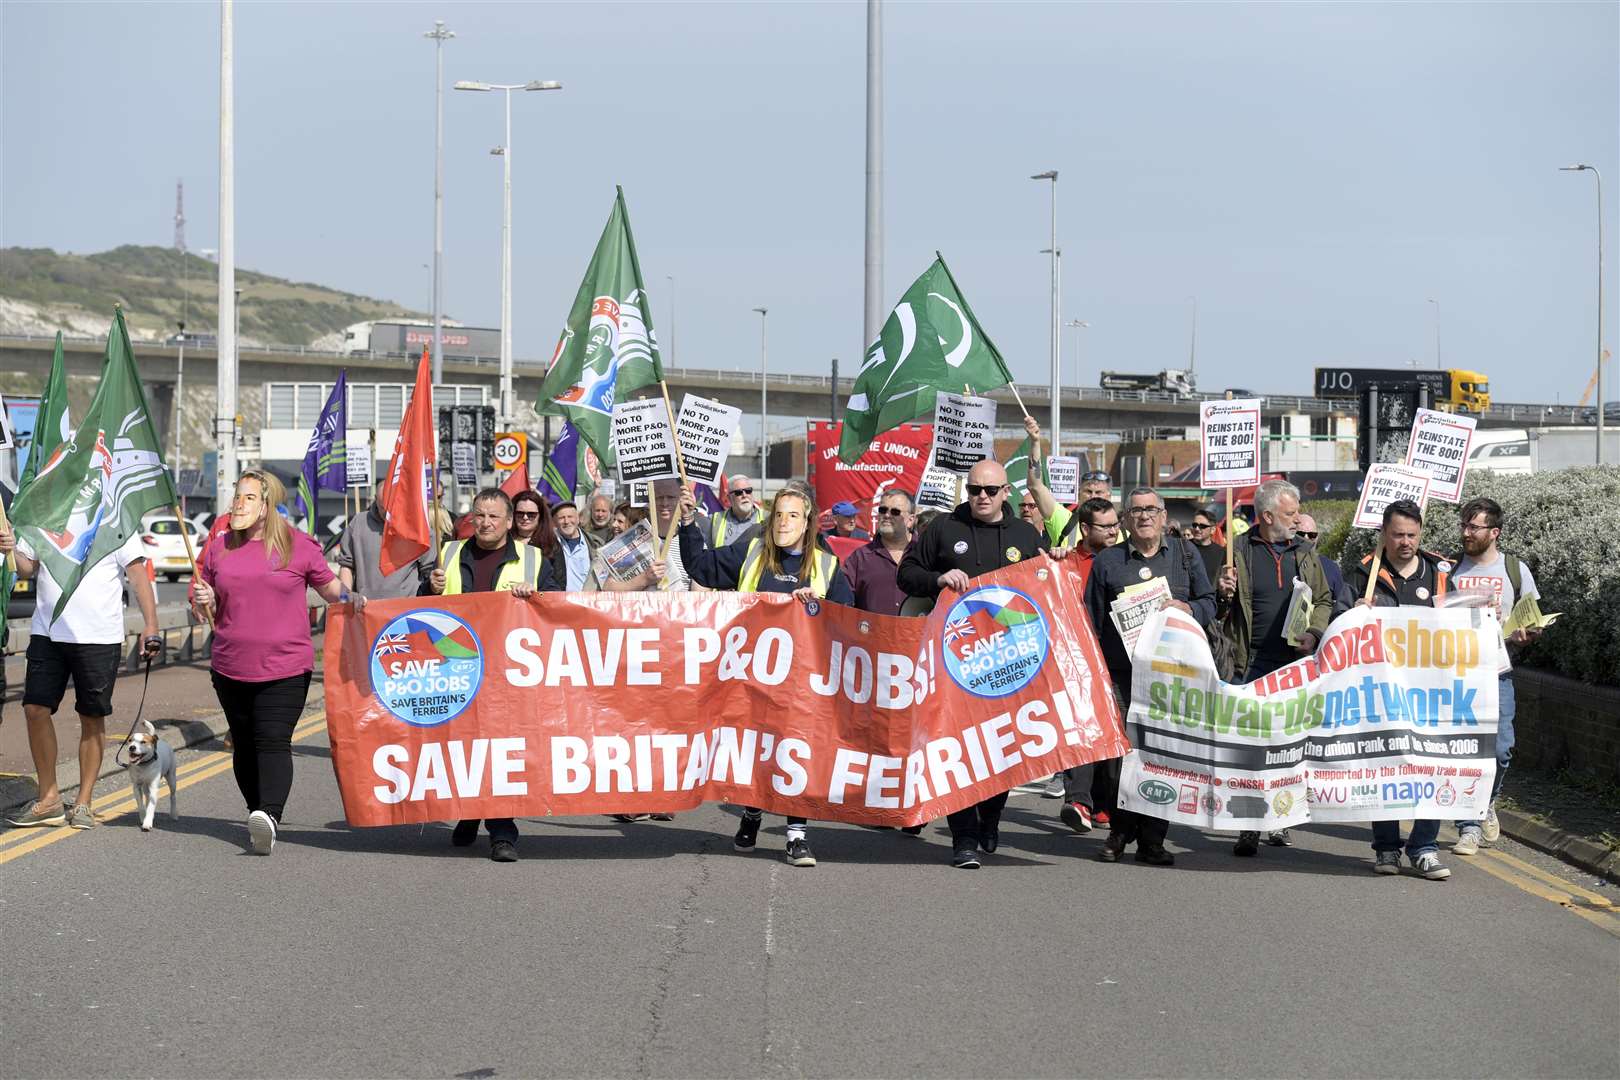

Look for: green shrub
[1337,465,1620,686]
[1304,498,1357,559]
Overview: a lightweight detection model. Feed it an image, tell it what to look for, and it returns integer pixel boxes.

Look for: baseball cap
[831,501,858,517]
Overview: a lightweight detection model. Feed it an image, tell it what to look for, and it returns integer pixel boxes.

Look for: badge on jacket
[1005,547,1022,562]
[953,540,969,555]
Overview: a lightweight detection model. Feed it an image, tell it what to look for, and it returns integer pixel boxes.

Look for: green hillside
[0,245,426,346]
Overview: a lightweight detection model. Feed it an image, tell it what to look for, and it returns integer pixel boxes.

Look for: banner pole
[1363,544,1383,604]
[657,379,691,566]
[1225,487,1234,570]
[171,500,212,627]
[431,467,443,569]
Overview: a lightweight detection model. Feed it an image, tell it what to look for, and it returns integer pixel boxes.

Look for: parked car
[140,516,203,581]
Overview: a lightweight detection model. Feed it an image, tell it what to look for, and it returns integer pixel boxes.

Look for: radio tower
[173,179,186,252]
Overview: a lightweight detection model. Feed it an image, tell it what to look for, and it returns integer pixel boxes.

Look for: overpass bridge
[0,332,1590,440]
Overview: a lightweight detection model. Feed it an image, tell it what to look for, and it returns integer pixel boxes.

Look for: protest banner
[1404,408,1476,503]
[1199,399,1262,489]
[916,460,959,511]
[1045,456,1080,504]
[611,399,679,483]
[451,443,478,486]
[1353,463,1431,529]
[674,395,741,487]
[805,421,934,520]
[347,429,374,489]
[1117,605,1499,828]
[930,392,997,474]
[323,560,1126,827]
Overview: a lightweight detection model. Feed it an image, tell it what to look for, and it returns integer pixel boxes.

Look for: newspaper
[1282,577,1314,647]
[1110,576,1171,657]
[596,519,657,583]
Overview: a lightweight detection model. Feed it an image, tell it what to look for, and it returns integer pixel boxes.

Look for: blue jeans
[1456,674,1516,830]
[1371,817,1441,858]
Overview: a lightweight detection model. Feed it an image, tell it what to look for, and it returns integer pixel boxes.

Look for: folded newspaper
[1110,576,1171,656]
[1282,577,1314,647]
[596,519,657,583]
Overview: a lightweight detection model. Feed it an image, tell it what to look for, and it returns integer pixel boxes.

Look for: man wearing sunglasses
[1185,506,1225,587]
[709,476,764,548]
[899,458,1050,869]
[1297,512,1353,619]
[1084,487,1217,866]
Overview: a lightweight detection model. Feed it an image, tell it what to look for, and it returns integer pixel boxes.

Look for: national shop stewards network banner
[323,560,1127,827]
[1118,606,1500,828]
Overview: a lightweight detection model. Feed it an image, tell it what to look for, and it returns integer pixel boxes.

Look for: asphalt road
[3,706,1617,1080]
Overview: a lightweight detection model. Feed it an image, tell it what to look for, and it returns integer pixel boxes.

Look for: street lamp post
[1427,298,1442,369]
[454,79,562,430]
[666,274,676,367]
[753,307,768,489]
[1065,319,1090,390]
[1561,164,1606,464]
[1031,170,1060,455]
[424,20,455,385]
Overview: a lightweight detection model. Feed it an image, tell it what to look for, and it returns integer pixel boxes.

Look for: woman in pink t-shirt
[193,469,358,856]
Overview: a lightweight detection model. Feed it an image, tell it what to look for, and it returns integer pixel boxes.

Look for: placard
[451,442,478,486]
[1199,399,1263,488]
[629,480,649,508]
[1403,408,1476,503]
[929,392,997,474]
[612,399,679,483]
[1353,463,1431,530]
[1045,455,1080,504]
[674,395,741,486]
[347,432,374,488]
[916,461,959,511]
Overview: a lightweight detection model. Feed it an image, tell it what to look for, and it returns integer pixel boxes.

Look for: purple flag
[538,421,581,506]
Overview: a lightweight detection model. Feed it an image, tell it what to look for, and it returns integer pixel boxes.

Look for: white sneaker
[1412,851,1450,880]
[1042,775,1065,799]
[1481,804,1501,843]
[1453,829,1482,857]
[247,811,277,856]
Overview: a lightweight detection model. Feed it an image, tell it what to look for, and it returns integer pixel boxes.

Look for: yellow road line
[1467,851,1620,938]
[1568,905,1620,941]
[0,753,233,851]
[0,716,326,867]
[1481,848,1615,908]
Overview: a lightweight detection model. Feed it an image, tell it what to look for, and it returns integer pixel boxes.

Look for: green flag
[536,187,665,469]
[839,254,1015,464]
[1004,436,1040,498]
[19,332,72,495]
[12,309,176,622]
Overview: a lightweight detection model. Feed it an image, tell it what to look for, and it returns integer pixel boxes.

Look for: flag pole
[1224,389,1234,571]
[1363,544,1383,604]
[431,466,443,568]
[170,499,212,627]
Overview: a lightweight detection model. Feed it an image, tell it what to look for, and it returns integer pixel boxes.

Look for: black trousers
[743,808,807,828]
[1105,677,1169,850]
[945,792,1009,849]
[213,670,312,823]
[461,818,518,843]
[1061,763,1114,811]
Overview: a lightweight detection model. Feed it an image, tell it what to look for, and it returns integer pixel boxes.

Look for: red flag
[379,347,438,575]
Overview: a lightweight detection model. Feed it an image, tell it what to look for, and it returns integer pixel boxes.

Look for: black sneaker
[785,838,817,867]
[1096,832,1127,862]
[1233,831,1260,857]
[1135,846,1175,867]
[1266,829,1292,847]
[951,846,981,869]
[901,824,924,836]
[979,822,1000,854]
[490,839,518,863]
[451,819,479,847]
[734,815,761,852]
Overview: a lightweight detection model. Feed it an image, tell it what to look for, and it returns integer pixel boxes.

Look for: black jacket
[897,502,1048,597]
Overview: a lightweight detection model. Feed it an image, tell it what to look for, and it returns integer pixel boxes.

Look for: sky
[3,1,1617,407]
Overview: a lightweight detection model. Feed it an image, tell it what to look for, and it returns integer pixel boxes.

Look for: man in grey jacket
[337,501,436,600]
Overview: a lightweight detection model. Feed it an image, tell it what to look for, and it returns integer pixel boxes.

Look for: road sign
[493,432,527,471]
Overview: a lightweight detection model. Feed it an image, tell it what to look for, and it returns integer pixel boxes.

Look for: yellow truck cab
[1448,370,1490,413]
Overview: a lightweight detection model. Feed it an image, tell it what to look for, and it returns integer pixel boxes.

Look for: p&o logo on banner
[369,609,485,727]
[940,585,1050,699]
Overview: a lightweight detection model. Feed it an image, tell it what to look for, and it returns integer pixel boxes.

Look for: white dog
[124,720,178,832]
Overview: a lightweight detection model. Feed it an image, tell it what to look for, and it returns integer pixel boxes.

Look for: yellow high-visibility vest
[736,539,836,598]
[440,539,539,594]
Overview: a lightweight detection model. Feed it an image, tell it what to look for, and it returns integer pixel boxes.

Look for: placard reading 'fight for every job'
[611,399,679,484]
[674,395,741,487]
[930,392,996,474]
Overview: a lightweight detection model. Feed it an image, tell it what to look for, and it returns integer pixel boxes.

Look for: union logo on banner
[940,585,1050,699]
[369,608,484,727]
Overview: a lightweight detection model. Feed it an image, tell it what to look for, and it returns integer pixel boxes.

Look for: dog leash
[112,647,158,769]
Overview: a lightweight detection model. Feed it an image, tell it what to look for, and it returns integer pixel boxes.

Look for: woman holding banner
[677,482,853,868]
[192,470,359,856]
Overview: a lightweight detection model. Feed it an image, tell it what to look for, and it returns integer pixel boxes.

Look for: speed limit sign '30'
[493,432,527,472]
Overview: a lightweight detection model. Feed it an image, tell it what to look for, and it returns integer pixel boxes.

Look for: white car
[140,516,203,581]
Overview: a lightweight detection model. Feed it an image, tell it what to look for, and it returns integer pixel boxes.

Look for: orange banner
[323,560,1126,827]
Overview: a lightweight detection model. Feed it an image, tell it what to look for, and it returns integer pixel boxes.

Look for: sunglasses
[966,483,1005,497]
[1297,530,1318,540]
[728,488,754,497]
[514,511,540,520]
[1081,471,1111,483]
[1188,521,1211,530]
[877,506,908,517]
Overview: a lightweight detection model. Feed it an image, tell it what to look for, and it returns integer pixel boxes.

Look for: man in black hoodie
[898,458,1050,869]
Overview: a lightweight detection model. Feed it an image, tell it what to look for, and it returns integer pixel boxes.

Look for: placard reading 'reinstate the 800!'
[1199,399,1262,488]
[1404,408,1476,504]
[1353,463,1431,530]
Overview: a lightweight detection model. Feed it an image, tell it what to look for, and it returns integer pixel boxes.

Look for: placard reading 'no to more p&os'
[611,399,679,484]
